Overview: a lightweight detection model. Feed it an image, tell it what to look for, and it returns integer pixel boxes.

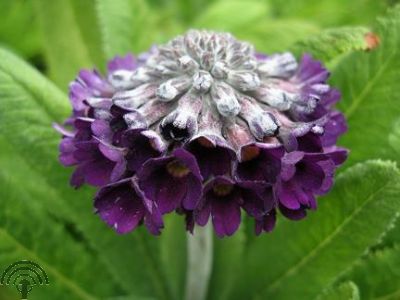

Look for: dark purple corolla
[56,30,348,236]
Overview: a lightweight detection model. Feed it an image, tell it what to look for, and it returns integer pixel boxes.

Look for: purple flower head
[57,30,348,236]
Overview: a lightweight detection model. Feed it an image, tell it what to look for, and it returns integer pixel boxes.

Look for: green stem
[184,224,213,300]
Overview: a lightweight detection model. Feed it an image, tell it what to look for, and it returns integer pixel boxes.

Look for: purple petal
[279,204,307,221]
[201,177,241,237]
[241,183,274,218]
[173,148,203,181]
[138,150,202,214]
[212,197,241,237]
[255,210,276,235]
[107,54,137,73]
[321,112,348,147]
[294,54,329,84]
[187,135,235,178]
[236,143,284,184]
[195,202,211,226]
[123,129,165,172]
[81,158,114,187]
[91,119,113,142]
[94,179,145,234]
[183,174,203,210]
[295,159,325,190]
[98,143,123,162]
[281,151,304,181]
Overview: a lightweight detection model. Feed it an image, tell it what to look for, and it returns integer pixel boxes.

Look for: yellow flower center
[197,137,214,148]
[213,183,234,196]
[241,145,260,162]
[166,160,190,178]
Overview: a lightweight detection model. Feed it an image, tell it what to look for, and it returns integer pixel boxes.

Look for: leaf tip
[364,32,380,51]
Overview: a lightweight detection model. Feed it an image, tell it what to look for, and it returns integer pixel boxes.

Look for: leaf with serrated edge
[332,6,400,168]
[268,0,386,27]
[0,138,121,300]
[317,281,360,300]
[228,160,400,300]
[341,245,400,300]
[291,27,371,62]
[0,48,171,300]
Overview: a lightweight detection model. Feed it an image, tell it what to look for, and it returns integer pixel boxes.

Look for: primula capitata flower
[56,30,348,237]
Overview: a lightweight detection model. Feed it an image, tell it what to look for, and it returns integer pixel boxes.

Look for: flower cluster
[57,30,347,237]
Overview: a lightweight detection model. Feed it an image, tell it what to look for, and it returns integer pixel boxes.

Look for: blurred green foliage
[1,1,400,300]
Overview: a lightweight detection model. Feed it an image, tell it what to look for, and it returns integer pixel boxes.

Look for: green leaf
[388,117,400,156]
[68,0,106,67]
[0,48,171,300]
[0,0,41,59]
[0,286,17,300]
[317,281,360,300]
[236,19,320,53]
[290,27,371,62]
[159,214,187,300]
[0,48,70,120]
[0,138,121,300]
[341,245,400,299]
[331,6,400,168]
[377,118,400,248]
[96,0,157,59]
[207,227,245,300]
[194,0,270,32]
[269,0,387,27]
[229,160,400,300]
[378,217,400,249]
[107,297,155,300]
[34,0,103,90]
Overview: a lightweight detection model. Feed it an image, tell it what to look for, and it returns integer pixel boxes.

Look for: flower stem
[184,224,213,300]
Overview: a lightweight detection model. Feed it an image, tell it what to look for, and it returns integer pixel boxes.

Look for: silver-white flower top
[110,29,324,145]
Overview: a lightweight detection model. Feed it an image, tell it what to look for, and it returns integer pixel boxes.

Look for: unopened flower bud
[257,52,298,78]
[211,82,241,117]
[108,70,136,90]
[156,77,192,102]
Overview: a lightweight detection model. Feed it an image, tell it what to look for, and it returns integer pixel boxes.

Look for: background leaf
[0,0,41,60]
[237,19,320,53]
[332,6,400,168]
[194,0,270,31]
[34,0,102,90]
[317,281,360,300]
[0,48,171,300]
[0,137,121,300]
[290,26,371,62]
[340,245,400,299]
[207,227,245,300]
[96,0,157,58]
[269,0,388,27]
[159,215,187,300]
